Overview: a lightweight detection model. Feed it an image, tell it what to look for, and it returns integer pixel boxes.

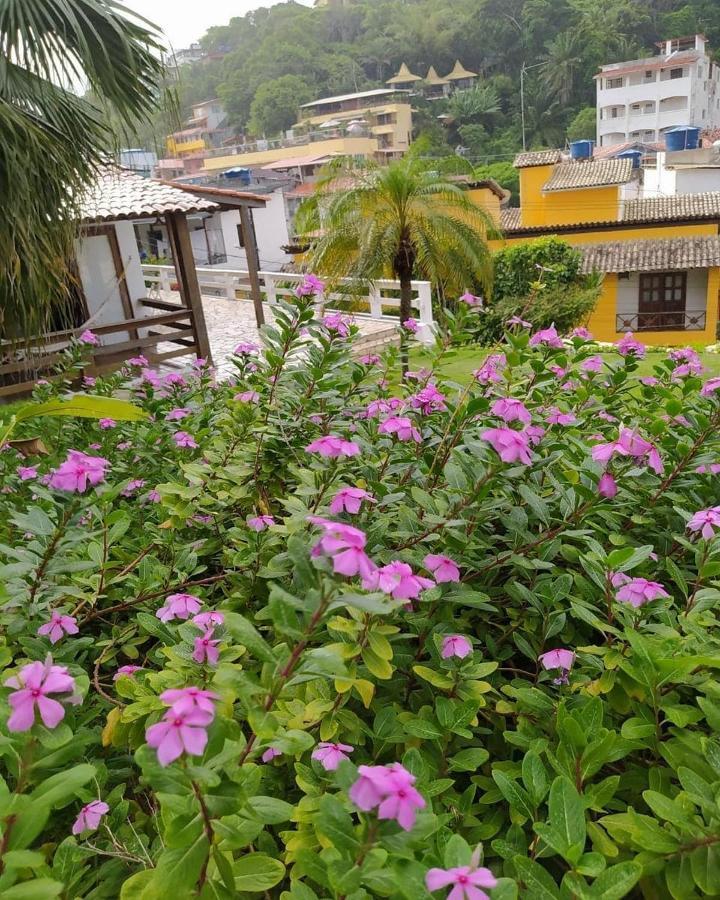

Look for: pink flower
[146,697,213,766]
[491,397,531,424]
[192,611,224,629]
[378,415,421,443]
[98,418,116,429]
[525,424,545,445]
[173,431,198,449]
[116,441,132,451]
[701,376,720,396]
[312,741,354,771]
[640,376,660,386]
[127,355,149,367]
[580,355,603,373]
[506,315,531,327]
[121,479,146,497]
[592,427,663,474]
[113,665,142,681]
[616,578,669,608]
[163,372,186,387]
[72,800,109,835]
[441,635,472,659]
[192,629,220,666]
[145,489,161,503]
[481,427,532,465]
[410,384,447,415]
[37,611,79,644]
[617,332,645,357]
[549,364,568,379]
[696,463,720,474]
[79,329,99,346]
[349,763,425,831]
[426,865,498,900]
[473,353,505,385]
[17,466,38,481]
[571,327,592,340]
[330,487,375,515]
[359,354,381,365]
[235,390,260,403]
[295,273,325,297]
[4,659,77,732]
[460,292,483,307]
[323,313,351,337]
[49,450,108,492]
[529,325,563,349]
[160,686,218,716]
[248,515,274,531]
[539,648,575,684]
[598,472,618,498]
[156,593,202,622]
[688,507,720,540]
[363,561,434,600]
[166,408,190,421]
[363,397,404,419]
[83,376,96,388]
[424,554,460,583]
[402,318,419,333]
[306,435,360,458]
[262,746,282,763]
[546,407,576,426]
[309,517,376,580]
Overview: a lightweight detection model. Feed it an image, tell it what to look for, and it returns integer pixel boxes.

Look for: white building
[596,34,720,147]
[642,145,720,197]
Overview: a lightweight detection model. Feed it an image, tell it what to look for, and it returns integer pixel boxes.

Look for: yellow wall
[519,165,620,228]
[467,187,501,228]
[166,137,206,157]
[203,136,379,172]
[297,103,413,152]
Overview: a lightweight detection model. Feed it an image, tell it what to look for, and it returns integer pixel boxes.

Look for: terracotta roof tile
[543,158,633,191]
[579,236,720,273]
[513,149,564,168]
[499,208,521,231]
[622,192,720,222]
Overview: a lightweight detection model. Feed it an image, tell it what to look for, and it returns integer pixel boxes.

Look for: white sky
[120,0,313,52]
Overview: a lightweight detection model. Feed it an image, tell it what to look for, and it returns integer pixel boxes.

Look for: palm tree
[300,158,495,371]
[539,31,583,106]
[447,83,500,126]
[0,0,165,341]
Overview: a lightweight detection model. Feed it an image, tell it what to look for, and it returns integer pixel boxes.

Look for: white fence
[141,265,435,344]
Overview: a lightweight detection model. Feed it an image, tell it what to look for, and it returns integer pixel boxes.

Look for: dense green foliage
[3,301,720,897]
[493,239,584,302]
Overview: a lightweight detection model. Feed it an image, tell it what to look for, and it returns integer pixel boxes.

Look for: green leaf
[18,395,146,423]
[1,880,63,899]
[522,752,548,805]
[30,764,95,808]
[233,854,286,891]
[513,856,561,898]
[224,612,276,663]
[412,665,454,690]
[448,748,490,772]
[246,796,294,824]
[690,843,720,895]
[443,833,472,868]
[548,776,585,859]
[588,861,642,899]
[493,771,536,820]
[315,795,360,854]
[641,790,692,829]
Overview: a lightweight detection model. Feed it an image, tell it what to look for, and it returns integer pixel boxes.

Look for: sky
[121,0,313,52]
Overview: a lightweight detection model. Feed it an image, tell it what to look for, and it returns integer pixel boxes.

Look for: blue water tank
[665,127,700,151]
[569,139,595,160]
[617,149,643,169]
[223,167,252,185]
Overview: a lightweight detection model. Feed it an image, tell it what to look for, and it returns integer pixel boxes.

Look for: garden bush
[2,297,720,899]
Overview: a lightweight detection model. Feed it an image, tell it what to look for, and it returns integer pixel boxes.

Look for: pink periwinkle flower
[363,397,403,419]
[192,611,224,629]
[441,635,473,659]
[295,273,325,297]
[330,487,375,515]
[83,376,96,388]
[616,578,669,608]
[426,865,498,900]
[640,376,660,387]
[116,441,132,451]
[349,763,425,831]
[402,318,419,333]
[363,560,434,600]
[37,611,79,644]
[98,418,116,430]
[262,746,282,763]
[549,364,568,379]
[160,686,218,716]
[539,648,576,684]
[323,313,351,337]
[79,329,99,346]
[166,407,190,421]
[617,332,645,358]
[173,431,198,449]
[593,427,663,475]
[359,354,381,365]
[72,800,109,835]
[701,377,720,396]
[163,373,186,387]
[696,463,720,474]
[121,479,146,497]
[688,507,720,540]
[481,427,532,465]
[309,517,376,579]
[192,629,220,666]
[378,415,421,443]
[146,697,213,766]
[113,665,142,681]
[473,353,506,385]
[405,367,432,383]
[491,397,531,425]
[410,384,447,415]
[570,327,592,340]
[156,593,202,622]
[4,658,77,732]
[49,450,108,492]
[248,514,274,531]
[598,472,618,498]
[424,554,460,583]
[546,407,576,426]
[234,341,259,355]
[581,355,603,373]
[235,390,260,403]
[460,292,483,307]
[17,466,38,481]
[312,741,354,771]
[306,435,360,458]
[529,325,563,349]
[145,489,161,503]
[127,355,149,367]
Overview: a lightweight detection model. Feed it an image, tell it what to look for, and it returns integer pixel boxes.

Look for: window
[644,70,653,79]
[606,76,623,89]
[637,272,687,330]
[670,67,684,79]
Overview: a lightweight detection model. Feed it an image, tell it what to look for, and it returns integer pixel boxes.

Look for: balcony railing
[616,311,706,332]
[206,128,371,159]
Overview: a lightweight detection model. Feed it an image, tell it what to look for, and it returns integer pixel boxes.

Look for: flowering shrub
[3,297,720,897]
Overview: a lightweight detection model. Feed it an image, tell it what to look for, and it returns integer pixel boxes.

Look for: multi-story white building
[596,34,720,147]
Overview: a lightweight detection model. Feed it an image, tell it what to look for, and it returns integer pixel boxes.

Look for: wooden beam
[239,205,265,328]
[166,212,212,362]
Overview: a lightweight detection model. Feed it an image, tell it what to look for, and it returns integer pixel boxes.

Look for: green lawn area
[410,346,720,384]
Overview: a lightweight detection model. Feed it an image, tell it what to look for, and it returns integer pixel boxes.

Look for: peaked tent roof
[387,62,422,84]
[446,59,478,80]
[425,65,449,85]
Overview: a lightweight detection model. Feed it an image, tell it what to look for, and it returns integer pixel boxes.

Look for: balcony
[616,310,706,332]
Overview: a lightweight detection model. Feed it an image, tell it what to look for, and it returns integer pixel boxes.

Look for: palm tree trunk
[399,272,413,377]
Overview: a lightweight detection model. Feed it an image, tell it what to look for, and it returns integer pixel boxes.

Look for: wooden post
[166,212,213,363]
[238,205,265,328]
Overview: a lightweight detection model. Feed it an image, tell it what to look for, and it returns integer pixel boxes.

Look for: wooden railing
[142,264,436,344]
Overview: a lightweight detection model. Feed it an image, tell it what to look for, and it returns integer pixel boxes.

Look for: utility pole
[520,61,544,151]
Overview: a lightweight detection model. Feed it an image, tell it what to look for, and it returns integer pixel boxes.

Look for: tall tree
[540,31,583,106]
[0,0,165,340]
[301,159,495,371]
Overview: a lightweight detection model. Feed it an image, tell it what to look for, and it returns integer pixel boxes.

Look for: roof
[81,168,219,223]
[596,49,700,79]
[156,158,184,168]
[593,140,663,159]
[580,235,720,273]
[170,127,205,139]
[543,158,634,192]
[499,208,522,231]
[448,176,509,201]
[300,88,407,108]
[514,149,564,168]
[446,59,478,80]
[164,181,267,207]
[261,153,335,171]
[387,62,422,84]
[425,66,449,85]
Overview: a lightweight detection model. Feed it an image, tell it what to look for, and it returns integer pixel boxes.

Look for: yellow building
[489,149,720,346]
